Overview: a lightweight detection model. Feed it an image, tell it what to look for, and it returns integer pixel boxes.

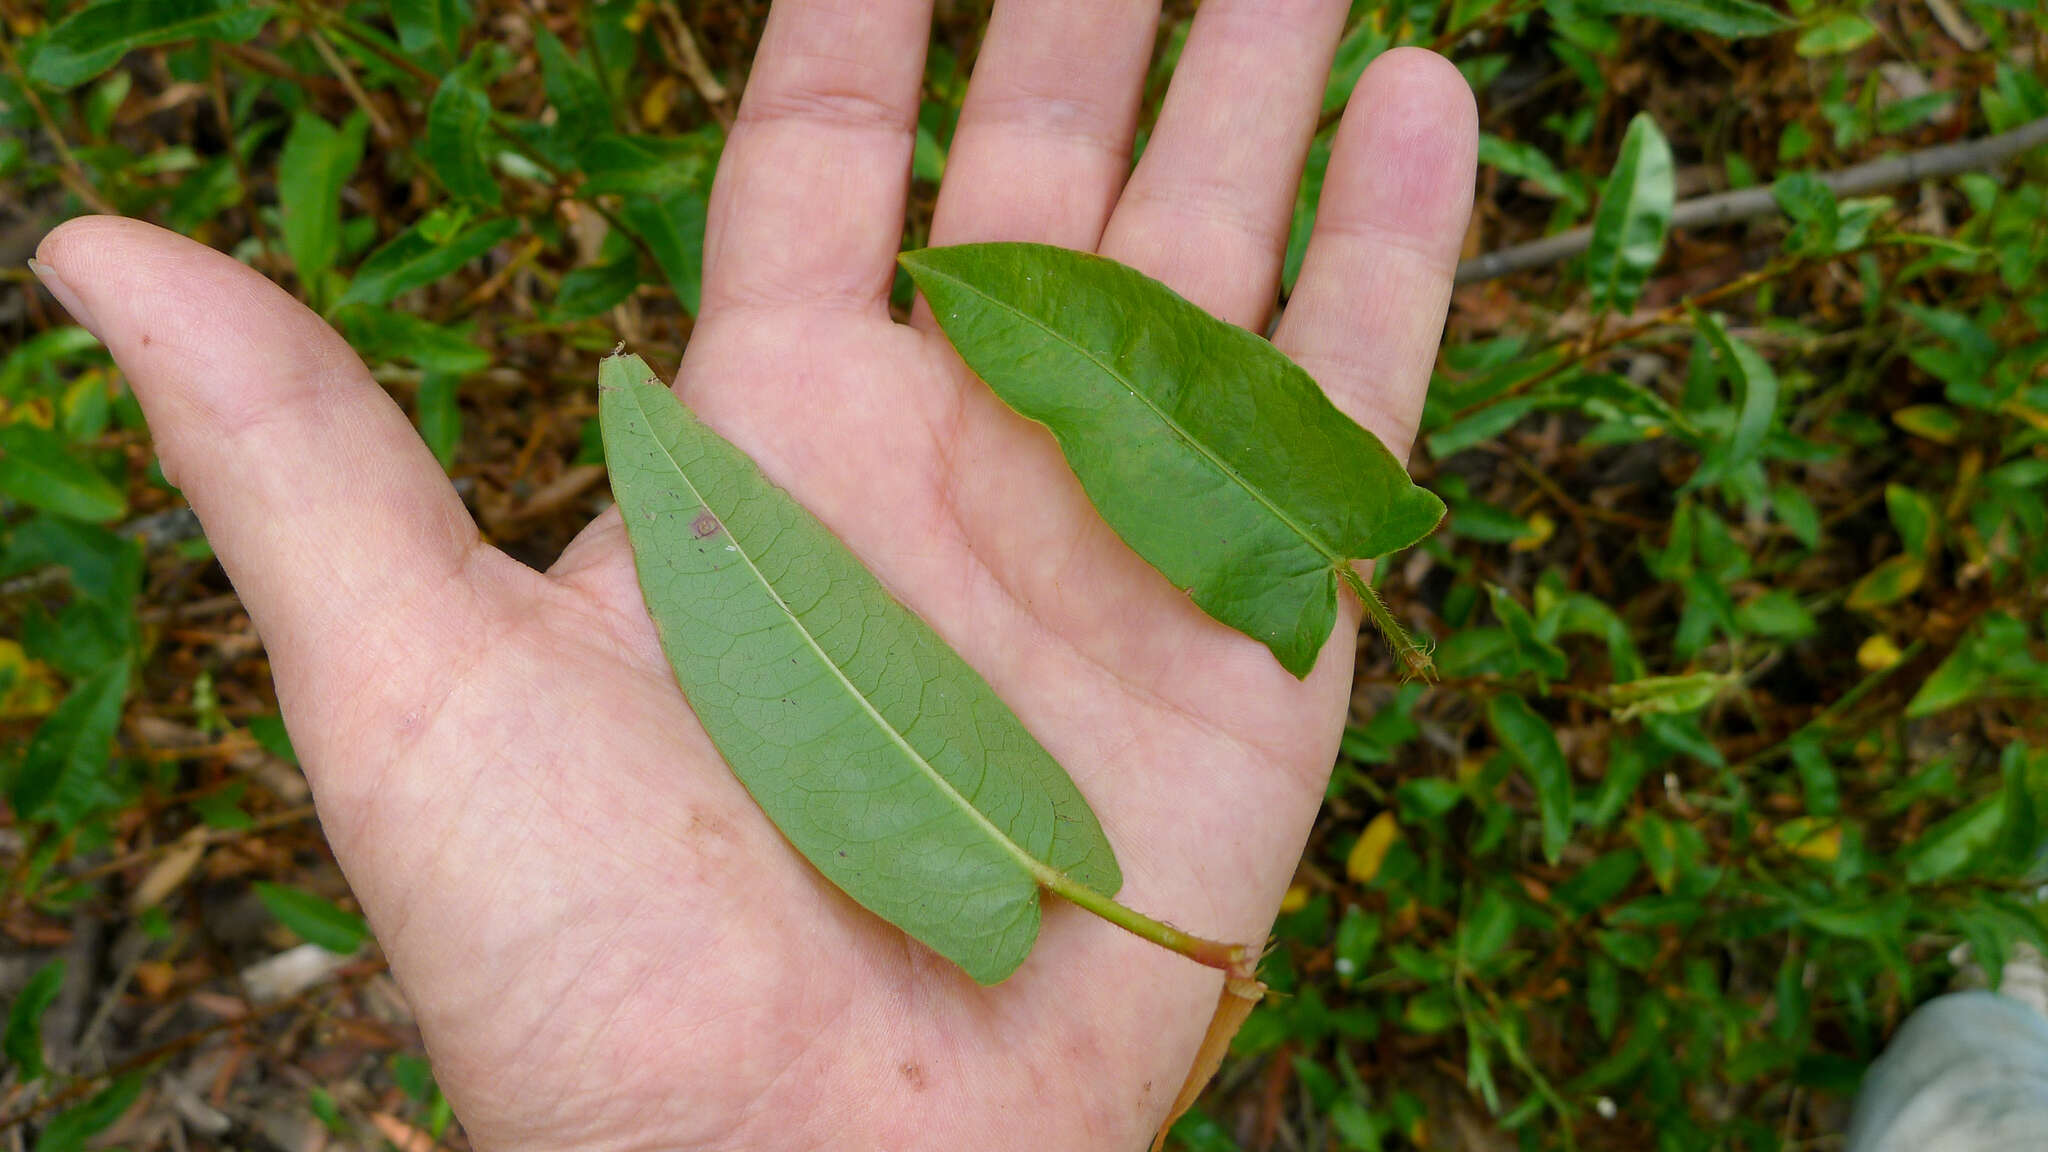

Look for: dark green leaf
[416,375,461,469]
[3,960,64,1080]
[620,191,707,315]
[247,713,297,763]
[1886,484,1937,558]
[1578,0,1792,38]
[387,0,470,70]
[552,253,644,320]
[29,0,270,88]
[902,243,1444,677]
[1487,585,1569,682]
[1457,887,1518,967]
[1487,695,1573,864]
[426,69,501,207]
[34,1073,145,1152]
[0,423,126,522]
[1693,311,1779,471]
[1901,796,2005,884]
[278,110,369,306]
[11,661,130,829]
[599,356,1120,984]
[335,308,489,375]
[579,131,719,198]
[1587,114,1675,315]
[535,27,608,141]
[254,883,369,953]
[338,217,518,310]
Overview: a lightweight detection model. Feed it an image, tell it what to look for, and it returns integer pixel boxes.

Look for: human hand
[30,2,1474,1148]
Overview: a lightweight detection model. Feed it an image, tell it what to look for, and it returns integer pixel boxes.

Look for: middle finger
[1099,0,1349,329]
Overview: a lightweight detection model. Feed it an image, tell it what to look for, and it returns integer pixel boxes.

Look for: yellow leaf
[1510,511,1555,553]
[639,75,680,128]
[1792,824,1842,862]
[0,639,60,719]
[1347,812,1401,885]
[1856,634,1903,672]
[1278,883,1311,914]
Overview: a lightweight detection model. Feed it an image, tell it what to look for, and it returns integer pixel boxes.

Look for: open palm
[34,2,1474,1149]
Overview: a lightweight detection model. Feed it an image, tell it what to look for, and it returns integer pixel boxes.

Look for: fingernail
[27,258,100,339]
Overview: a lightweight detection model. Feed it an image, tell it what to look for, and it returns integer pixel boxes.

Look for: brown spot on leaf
[690,509,721,539]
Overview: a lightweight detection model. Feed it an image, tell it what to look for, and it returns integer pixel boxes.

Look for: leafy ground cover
[1,1,2044,1149]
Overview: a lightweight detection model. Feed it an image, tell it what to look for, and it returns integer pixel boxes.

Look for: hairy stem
[1338,564,1434,681]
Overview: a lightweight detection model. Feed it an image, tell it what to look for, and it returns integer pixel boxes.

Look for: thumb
[31,216,489,749]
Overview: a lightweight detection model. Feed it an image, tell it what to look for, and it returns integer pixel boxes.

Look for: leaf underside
[900,242,1444,678]
[599,356,1121,985]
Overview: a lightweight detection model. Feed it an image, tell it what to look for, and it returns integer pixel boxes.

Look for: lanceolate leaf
[1587,114,1675,316]
[338,217,519,310]
[28,0,271,89]
[1578,0,1791,38]
[599,356,1122,984]
[426,67,501,208]
[900,243,1444,678]
[278,110,369,307]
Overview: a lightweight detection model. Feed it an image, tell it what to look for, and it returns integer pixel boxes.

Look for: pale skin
[30,1,1476,1148]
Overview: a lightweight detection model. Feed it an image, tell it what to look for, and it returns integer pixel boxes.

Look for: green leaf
[621,191,708,315]
[1578,0,1792,38]
[10,661,130,829]
[579,131,720,198]
[426,68,501,207]
[416,374,461,469]
[338,217,518,309]
[901,243,1444,678]
[1908,612,2047,716]
[1886,484,1937,558]
[1794,13,1876,56]
[535,28,609,141]
[599,357,1121,984]
[1586,114,1675,316]
[1892,404,1962,444]
[1602,670,1735,717]
[552,252,643,320]
[278,110,369,307]
[1487,695,1573,864]
[335,307,489,375]
[3,960,64,1081]
[254,883,369,953]
[1771,481,1822,548]
[387,0,470,70]
[34,1073,146,1152]
[0,423,126,522]
[1735,589,1817,639]
[28,0,271,88]
[1693,311,1780,471]
[1901,796,2005,884]
[1846,553,1924,611]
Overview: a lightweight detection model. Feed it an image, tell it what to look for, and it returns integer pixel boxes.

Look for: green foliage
[600,359,1123,985]
[3,0,2043,1147]
[253,883,370,953]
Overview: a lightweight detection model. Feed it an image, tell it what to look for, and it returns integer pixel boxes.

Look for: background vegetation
[1,0,2044,1149]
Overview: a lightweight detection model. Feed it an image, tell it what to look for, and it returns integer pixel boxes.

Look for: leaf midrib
[927,267,1349,574]
[627,383,1059,889]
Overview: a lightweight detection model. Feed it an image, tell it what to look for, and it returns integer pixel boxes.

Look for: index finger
[699,0,932,316]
